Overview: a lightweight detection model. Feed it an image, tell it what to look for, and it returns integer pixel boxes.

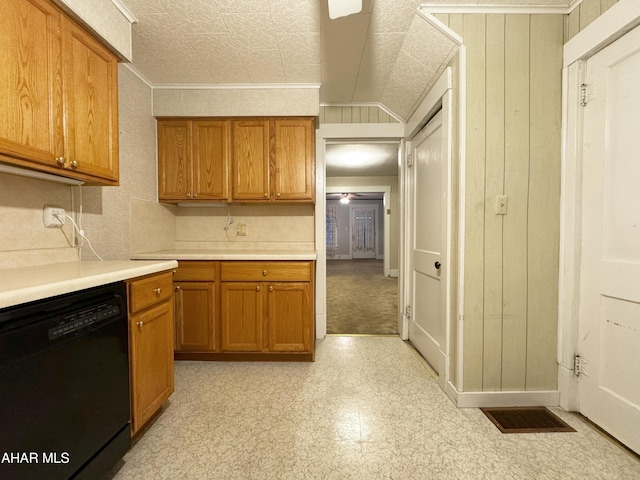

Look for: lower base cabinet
[173,260,314,361]
[127,271,175,435]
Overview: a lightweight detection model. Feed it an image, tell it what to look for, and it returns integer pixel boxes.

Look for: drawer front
[221,262,311,282]
[173,261,216,281]
[129,272,174,313]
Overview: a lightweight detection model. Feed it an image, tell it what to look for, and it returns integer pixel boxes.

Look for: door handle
[434,261,441,270]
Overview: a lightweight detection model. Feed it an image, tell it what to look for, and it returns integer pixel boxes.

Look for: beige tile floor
[111,336,640,479]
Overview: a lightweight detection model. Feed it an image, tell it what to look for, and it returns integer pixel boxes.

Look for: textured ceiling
[121,0,465,121]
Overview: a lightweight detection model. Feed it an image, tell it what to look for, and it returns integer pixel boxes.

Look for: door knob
[434,261,441,270]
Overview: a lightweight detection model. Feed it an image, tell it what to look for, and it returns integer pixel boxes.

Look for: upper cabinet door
[61,16,119,184]
[193,120,229,200]
[273,118,315,202]
[0,0,63,166]
[231,120,270,201]
[158,120,192,200]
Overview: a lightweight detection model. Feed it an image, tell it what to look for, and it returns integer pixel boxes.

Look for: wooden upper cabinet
[61,15,119,183]
[0,0,63,167]
[158,119,230,202]
[273,118,315,202]
[157,117,315,204]
[158,120,192,200]
[0,0,119,185]
[193,120,229,200]
[231,120,270,201]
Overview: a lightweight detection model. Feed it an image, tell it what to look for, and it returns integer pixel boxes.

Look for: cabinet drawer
[129,272,173,313]
[221,262,311,282]
[174,261,216,281]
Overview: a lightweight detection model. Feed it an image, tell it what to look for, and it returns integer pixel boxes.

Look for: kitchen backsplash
[0,173,78,269]
[130,198,315,255]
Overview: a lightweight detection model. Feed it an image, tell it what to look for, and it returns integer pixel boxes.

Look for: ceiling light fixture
[340,193,350,204]
[328,0,362,19]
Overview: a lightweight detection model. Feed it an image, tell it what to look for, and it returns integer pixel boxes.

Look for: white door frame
[316,123,405,339]
[558,0,640,411]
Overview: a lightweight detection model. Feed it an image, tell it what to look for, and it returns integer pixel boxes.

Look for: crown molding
[568,0,584,14]
[110,0,138,23]
[420,3,570,15]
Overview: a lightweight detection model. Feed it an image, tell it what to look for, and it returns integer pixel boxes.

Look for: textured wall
[153,87,320,117]
[80,65,157,260]
[436,13,564,392]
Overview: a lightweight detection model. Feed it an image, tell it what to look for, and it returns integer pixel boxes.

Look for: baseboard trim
[448,388,560,408]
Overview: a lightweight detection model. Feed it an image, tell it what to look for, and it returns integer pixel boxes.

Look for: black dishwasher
[0,282,131,480]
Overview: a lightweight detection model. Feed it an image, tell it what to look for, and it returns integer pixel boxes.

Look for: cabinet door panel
[232,120,269,200]
[274,119,315,201]
[130,300,174,434]
[158,120,192,200]
[0,0,62,165]
[221,282,263,351]
[61,16,118,182]
[193,120,229,200]
[268,283,311,352]
[175,282,215,351]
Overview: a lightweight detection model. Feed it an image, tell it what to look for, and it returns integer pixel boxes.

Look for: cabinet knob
[70,160,79,169]
[262,270,267,276]
[154,287,162,295]
[193,193,198,198]
[175,286,181,291]
[55,156,65,166]
[269,286,273,292]
[186,193,192,198]
[255,285,261,291]
[264,193,268,197]
[276,193,281,198]
[137,320,144,328]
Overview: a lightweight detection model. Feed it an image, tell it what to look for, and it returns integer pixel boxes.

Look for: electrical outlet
[43,205,66,228]
[237,223,247,236]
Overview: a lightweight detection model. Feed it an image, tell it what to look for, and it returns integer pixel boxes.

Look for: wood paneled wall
[436,14,564,392]
[565,0,619,42]
[320,105,399,124]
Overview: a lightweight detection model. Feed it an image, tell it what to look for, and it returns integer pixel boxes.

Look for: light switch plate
[495,195,508,215]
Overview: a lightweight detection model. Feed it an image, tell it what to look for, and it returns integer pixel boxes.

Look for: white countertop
[0,260,178,309]
[131,249,317,261]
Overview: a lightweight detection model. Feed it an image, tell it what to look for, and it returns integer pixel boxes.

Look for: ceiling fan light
[328,0,362,20]
[340,194,350,204]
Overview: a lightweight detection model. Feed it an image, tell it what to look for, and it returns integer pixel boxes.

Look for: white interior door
[409,110,447,376]
[578,24,640,455]
[351,206,377,259]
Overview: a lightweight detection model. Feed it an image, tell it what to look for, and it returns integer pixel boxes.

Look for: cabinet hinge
[574,354,588,377]
[407,154,413,168]
[580,83,588,107]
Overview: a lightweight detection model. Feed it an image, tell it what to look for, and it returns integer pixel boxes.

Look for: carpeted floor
[326,259,398,335]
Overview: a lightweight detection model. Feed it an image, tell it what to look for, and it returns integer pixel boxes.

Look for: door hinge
[580,83,588,107]
[407,154,413,168]
[405,305,412,320]
[574,354,588,377]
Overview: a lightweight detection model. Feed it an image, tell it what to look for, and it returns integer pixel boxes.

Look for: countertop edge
[131,252,318,261]
[0,260,178,309]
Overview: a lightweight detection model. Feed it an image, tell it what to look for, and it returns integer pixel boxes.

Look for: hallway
[111,337,640,479]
